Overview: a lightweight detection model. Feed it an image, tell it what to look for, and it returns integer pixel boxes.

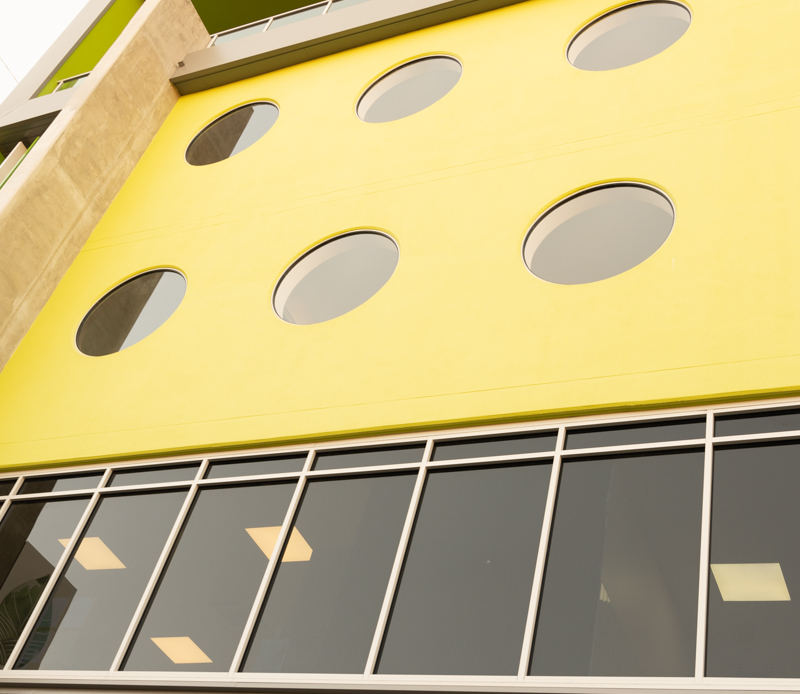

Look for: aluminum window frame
[4,396,800,690]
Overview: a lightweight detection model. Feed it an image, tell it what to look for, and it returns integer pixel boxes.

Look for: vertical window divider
[694,411,714,680]
[362,438,433,676]
[228,453,313,675]
[323,0,333,13]
[263,17,273,32]
[0,477,24,527]
[4,468,112,671]
[108,459,210,672]
[517,425,565,679]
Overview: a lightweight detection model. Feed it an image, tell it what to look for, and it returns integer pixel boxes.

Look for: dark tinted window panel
[124,482,295,672]
[707,442,800,677]
[109,464,199,487]
[530,450,703,676]
[314,444,425,471]
[715,408,800,438]
[566,417,705,450]
[206,454,306,479]
[244,473,416,673]
[0,498,89,666]
[16,490,187,671]
[0,480,16,495]
[431,432,556,462]
[20,473,104,495]
[377,462,551,675]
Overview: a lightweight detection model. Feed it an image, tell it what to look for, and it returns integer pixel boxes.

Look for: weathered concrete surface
[0,0,209,372]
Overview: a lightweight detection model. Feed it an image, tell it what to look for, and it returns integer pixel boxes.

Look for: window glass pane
[124,482,295,671]
[432,432,556,462]
[244,473,416,673]
[377,462,551,675]
[20,473,103,495]
[0,498,89,666]
[0,480,16,495]
[213,21,267,45]
[330,0,372,10]
[270,4,325,29]
[715,408,800,437]
[206,454,306,479]
[109,464,199,487]
[707,442,800,677]
[314,444,424,471]
[530,450,703,676]
[76,270,186,356]
[186,103,279,167]
[15,491,187,670]
[566,417,705,449]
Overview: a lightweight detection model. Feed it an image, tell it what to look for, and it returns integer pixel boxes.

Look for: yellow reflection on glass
[151,636,212,664]
[58,536,126,570]
[246,526,313,561]
[711,563,791,601]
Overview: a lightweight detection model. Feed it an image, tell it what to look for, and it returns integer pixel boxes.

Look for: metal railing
[208,0,370,46]
[53,71,91,92]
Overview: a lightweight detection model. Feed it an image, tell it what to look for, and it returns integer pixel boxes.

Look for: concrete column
[0,0,209,371]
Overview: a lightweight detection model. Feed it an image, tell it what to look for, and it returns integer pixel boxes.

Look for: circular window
[186,102,279,166]
[274,231,399,324]
[77,270,187,356]
[357,56,462,123]
[523,184,675,285]
[568,2,691,71]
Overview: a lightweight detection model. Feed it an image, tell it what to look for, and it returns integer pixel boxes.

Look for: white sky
[0,0,93,104]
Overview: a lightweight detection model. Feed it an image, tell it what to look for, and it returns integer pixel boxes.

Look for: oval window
[186,102,279,166]
[523,184,675,285]
[357,56,462,123]
[568,2,691,71]
[77,270,186,356]
[274,231,399,324]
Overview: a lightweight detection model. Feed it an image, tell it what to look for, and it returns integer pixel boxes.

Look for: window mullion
[694,410,715,680]
[228,450,315,674]
[4,468,113,671]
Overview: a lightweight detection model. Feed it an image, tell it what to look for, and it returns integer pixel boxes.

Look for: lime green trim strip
[0,137,39,192]
[38,0,143,97]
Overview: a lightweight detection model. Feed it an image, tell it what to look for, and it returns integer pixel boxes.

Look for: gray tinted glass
[715,408,800,437]
[186,103,279,166]
[20,474,103,495]
[206,455,306,479]
[432,432,556,462]
[16,491,187,671]
[378,462,551,675]
[530,450,703,676]
[566,417,705,449]
[0,480,15,496]
[314,444,425,471]
[707,443,800,677]
[76,270,186,357]
[109,464,199,487]
[244,473,416,673]
[357,56,462,123]
[213,22,267,45]
[274,232,399,325]
[270,4,325,29]
[124,482,295,671]
[523,184,674,285]
[0,498,89,666]
[568,2,691,71]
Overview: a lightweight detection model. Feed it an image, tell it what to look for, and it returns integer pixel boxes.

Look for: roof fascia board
[171,0,529,95]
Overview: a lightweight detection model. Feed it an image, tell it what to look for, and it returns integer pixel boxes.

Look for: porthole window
[77,270,186,356]
[274,231,399,325]
[357,56,462,123]
[185,102,279,166]
[568,2,691,71]
[523,183,675,285]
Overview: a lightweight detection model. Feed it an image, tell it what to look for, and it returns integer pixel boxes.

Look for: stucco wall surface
[1,0,799,467]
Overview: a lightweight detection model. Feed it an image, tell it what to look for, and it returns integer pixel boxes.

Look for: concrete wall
[0,0,209,372]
